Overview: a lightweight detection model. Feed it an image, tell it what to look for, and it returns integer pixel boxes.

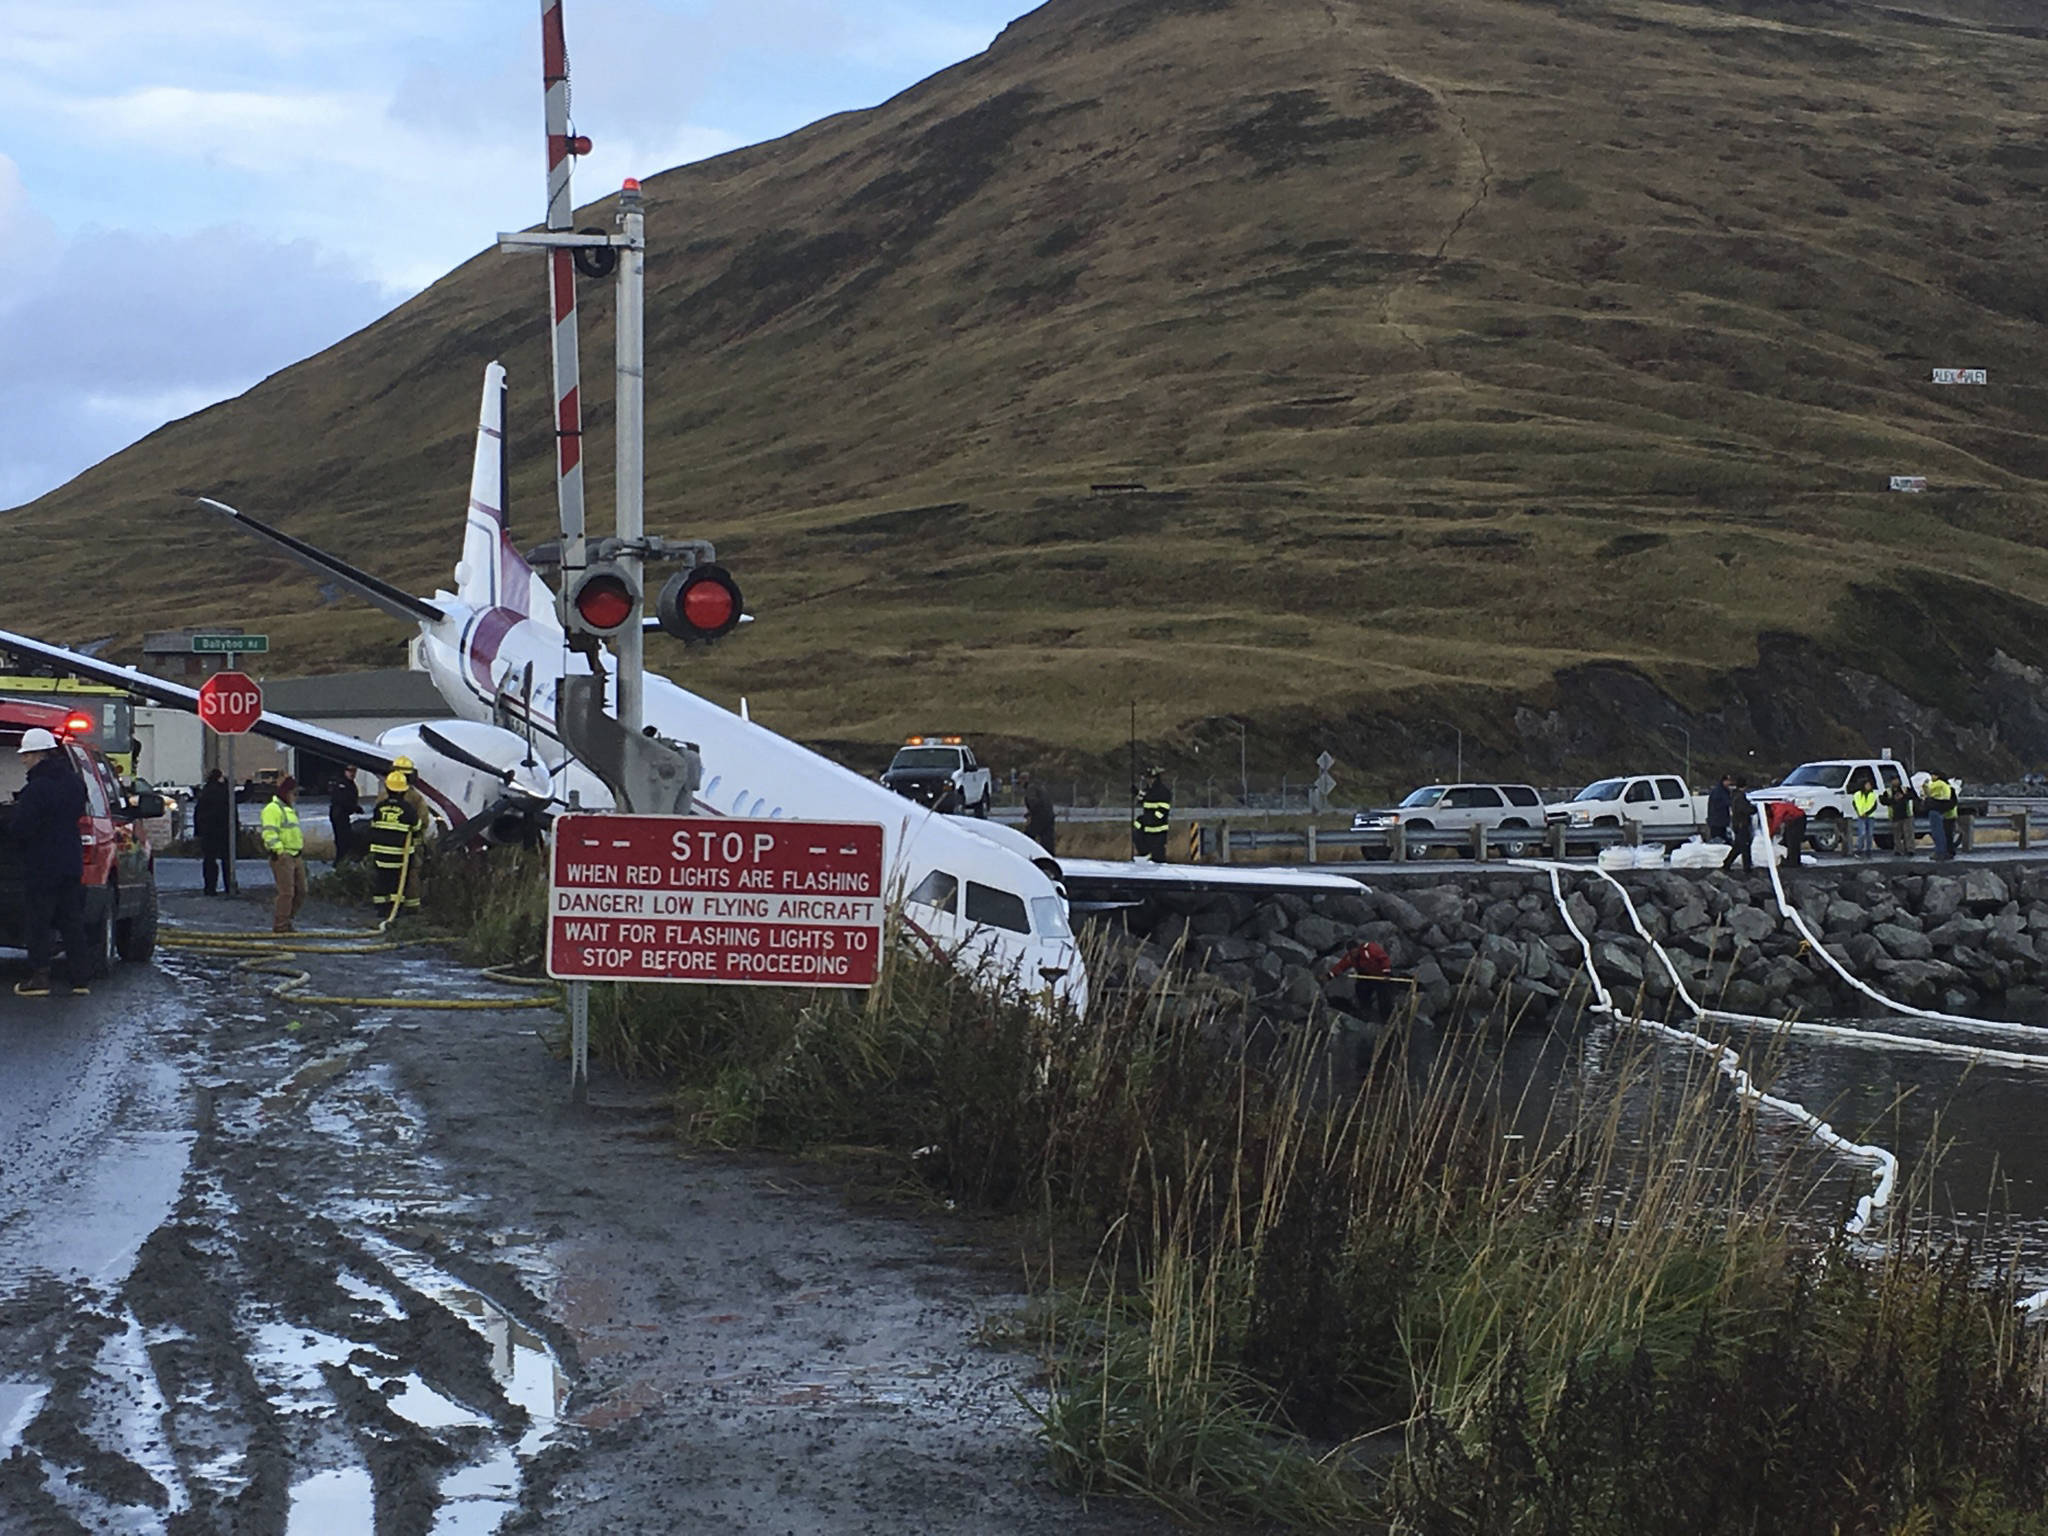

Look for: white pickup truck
[1548,774,1706,836]
[1758,758,1911,853]
[878,735,994,816]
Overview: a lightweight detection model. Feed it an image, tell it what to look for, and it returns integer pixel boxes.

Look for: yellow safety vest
[259,797,303,857]
[1851,788,1879,817]
[1926,778,1958,817]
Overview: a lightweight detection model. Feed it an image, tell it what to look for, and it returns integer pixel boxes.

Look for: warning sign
[546,814,885,987]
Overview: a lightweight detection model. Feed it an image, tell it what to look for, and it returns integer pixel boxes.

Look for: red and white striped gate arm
[541,0,587,563]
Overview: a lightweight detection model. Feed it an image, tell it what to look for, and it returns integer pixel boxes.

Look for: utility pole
[614,177,646,735]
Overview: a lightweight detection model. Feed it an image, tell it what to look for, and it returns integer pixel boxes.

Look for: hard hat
[385,771,409,792]
[392,755,416,771]
[1911,771,1931,792]
[16,727,56,754]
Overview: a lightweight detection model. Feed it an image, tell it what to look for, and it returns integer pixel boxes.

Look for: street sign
[190,634,269,654]
[1931,368,1987,385]
[1316,751,1335,773]
[196,672,264,735]
[1889,475,1929,493]
[546,814,885,987]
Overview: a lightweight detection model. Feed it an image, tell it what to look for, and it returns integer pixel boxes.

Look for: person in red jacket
[1325,939,1395,1022]
[1761,797,1812,865]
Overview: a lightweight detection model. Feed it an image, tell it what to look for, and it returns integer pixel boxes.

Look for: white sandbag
[1597,845,1636,870]
[1668,837,1725,870]
[1631,844,1667,869]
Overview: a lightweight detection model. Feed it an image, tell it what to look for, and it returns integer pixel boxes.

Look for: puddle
[0,1379,48,1453]
[0,1128,194,1291]
[287,1465,376,1534]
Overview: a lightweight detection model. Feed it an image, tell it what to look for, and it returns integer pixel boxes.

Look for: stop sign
[197,672,264,735]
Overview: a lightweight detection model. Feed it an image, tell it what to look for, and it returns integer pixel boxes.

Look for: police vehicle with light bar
[881,736,993,817]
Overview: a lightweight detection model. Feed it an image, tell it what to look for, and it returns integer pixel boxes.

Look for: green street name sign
[190,634,269,654]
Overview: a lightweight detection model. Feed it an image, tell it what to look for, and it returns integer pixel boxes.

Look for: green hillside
[8,0,2048,785]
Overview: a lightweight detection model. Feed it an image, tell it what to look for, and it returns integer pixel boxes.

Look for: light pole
[1229,718,1249,806]
[1661,723,1692,788]
[1433,721,1463,782]
[1889,722,1917,775]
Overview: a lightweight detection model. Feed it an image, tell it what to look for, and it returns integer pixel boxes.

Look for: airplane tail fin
[460,362,556,623]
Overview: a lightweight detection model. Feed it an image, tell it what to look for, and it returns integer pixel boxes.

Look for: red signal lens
[63,712,93,735]
[681,579,736,633]
[575,575,635,632]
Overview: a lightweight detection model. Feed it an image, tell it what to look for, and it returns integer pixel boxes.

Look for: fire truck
[0,677,136,777]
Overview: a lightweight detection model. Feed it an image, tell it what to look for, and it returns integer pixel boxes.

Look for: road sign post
[197,666,263,894]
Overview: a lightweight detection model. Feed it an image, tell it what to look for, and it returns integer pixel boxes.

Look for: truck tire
[1403,820,1434,860]
[973,792,990,820]
[1498,818,1532,858]
[117,880,159,963]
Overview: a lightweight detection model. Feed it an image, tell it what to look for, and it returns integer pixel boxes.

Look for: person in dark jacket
[1133,768,1172,862]
[12,728,94,997]
[1021,772,1057,856]
[1706,775,1734,846]
[194,769,234,895]
[329,772,362,863]
[1721,781,1756,872]
[1883,780,1916,858]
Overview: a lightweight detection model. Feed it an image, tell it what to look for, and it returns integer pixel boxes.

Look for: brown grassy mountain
[9,0,2048,788]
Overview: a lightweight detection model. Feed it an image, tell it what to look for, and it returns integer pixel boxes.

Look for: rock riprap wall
[1094,865,2048,1028]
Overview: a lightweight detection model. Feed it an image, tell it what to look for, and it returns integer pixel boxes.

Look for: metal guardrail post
[1959,811,1974,853]
[1469,824,1486,861]
[1548,821,1566,858]
[1624,818,1643,847]
[2021,809,2031,852]
[1221,820,1232,862]
[1390,824,1408,861]
[1306,824,1319,863]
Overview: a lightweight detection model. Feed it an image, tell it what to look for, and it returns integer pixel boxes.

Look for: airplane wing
[0,624,393,776]
[193,498,445,626]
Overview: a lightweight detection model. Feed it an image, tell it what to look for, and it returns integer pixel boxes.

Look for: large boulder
[1873,922,1934,961]
[1480,932,1526,978]
[1925,915,1989,951]
[1519,937,1557,984]
[1823,899,1869,935]
[1267,934,1316,967]
[1595,941,1644,987]
[1962,868,2011,913]
[1919,875,1965,922]
[1196,934,1260,965]
[1480,899,1520,933]
[1412,957,1451,1011]
[1410,889,1469,930]
[1726,905,1776,944]
[1317,891,1374,927]
[1670,902,1710,934]
[1566,892,1599,937]
[1293,913,1346,955]
[1373,891,1428,933]
[1843,932,1887,972]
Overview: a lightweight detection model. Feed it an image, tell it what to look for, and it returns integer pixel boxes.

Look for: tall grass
[408,848,2048,1531]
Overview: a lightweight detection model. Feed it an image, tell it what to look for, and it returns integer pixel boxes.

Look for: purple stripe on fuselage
[467,606,524,694]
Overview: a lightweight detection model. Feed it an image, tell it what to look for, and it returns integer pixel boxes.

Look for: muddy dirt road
[0,871,1168,1534]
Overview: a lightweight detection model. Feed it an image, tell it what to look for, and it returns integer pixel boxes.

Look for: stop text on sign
[546,813,885,987]
[196,672,264,735]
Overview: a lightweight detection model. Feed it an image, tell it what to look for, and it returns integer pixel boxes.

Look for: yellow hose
[162,925,561,1010]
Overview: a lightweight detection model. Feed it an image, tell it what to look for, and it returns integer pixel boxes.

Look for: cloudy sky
[0,0,1035,509]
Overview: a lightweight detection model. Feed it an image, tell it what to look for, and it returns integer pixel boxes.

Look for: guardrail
[1195,809,2039,865]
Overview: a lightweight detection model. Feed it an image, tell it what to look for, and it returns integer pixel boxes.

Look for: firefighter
[12,728,93,996]
[367,771,422,919]
[1132,766,1172,862]
[389,755,433,827]
[259,776,307,934]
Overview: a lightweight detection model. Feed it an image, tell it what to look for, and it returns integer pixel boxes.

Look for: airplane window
[1030,896,1070,939]
[907,871,958,914]
[966,882,1030,935]
[703,775,721,799]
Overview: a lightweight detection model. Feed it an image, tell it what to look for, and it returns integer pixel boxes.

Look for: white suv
[1353,782,1547,858]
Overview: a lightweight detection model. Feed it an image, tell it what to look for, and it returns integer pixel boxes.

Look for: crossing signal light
[656,565,743,644]
[565,561,641,638]
[62,711,94,736]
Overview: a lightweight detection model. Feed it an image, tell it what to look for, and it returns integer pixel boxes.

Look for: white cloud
[0,197,390,509]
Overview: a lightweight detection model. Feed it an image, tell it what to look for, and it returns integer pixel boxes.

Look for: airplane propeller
[417,723,518,785]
